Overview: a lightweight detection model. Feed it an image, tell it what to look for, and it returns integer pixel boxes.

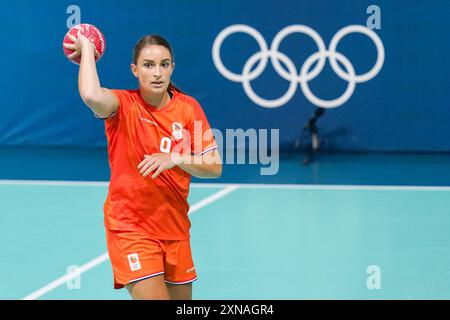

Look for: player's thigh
[164,239,196,300]
[126,274,170,300]
[167,282,192,300]
[106,229,165,290]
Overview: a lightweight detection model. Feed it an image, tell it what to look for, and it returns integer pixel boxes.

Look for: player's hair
[133,34,183,93]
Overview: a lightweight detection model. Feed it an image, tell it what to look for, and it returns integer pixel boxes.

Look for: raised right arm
[64,30,118,118]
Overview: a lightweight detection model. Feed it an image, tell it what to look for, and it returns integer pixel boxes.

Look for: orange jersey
[103,87,217,240]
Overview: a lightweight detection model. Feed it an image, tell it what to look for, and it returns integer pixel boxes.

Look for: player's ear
[130,63,138,78]
[170,62,175,75]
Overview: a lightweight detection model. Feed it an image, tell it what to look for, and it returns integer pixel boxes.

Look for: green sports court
[1,151,449,300]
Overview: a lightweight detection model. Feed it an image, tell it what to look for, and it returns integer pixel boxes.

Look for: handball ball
[63,24,106,64]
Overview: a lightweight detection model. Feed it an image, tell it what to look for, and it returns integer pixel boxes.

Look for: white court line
[21,185,239,300]
[2,179,450,191]
[189,185,240,212]
[0,180,110,187]
[191,183,450,191]
[22,253,109,300]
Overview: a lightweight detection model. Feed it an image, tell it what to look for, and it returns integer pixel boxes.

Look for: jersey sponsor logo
[140,117,158,126]
[172,122,183,140]
[127,253,141,271]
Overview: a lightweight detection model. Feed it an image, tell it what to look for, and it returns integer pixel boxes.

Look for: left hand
[137,153,177,179]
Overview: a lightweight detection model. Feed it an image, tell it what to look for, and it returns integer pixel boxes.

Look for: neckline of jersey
[136,88,178,113]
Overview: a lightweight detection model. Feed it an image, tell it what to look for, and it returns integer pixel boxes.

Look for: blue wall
[0,0,448,152]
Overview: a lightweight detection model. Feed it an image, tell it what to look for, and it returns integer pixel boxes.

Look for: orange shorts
[106,229,198,289]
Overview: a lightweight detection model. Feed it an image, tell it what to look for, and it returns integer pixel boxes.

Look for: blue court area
[1,149,449,300]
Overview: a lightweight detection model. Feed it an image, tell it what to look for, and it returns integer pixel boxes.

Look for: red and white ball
[63,24,106,64]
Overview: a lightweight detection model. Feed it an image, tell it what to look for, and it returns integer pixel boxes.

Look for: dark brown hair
[133,35,173,65]
[132,35,183,93]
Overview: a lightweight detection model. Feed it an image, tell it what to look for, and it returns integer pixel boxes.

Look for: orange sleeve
[188,100,218,156]
[106,89,131,124]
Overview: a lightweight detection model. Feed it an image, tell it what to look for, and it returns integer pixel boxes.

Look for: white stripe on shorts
[129,271,165,284]
[165,276,198,285]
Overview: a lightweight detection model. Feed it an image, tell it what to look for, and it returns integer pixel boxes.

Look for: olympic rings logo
[212,24,385,108]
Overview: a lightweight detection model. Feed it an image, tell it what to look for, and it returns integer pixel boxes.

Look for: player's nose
[153,66,162,77]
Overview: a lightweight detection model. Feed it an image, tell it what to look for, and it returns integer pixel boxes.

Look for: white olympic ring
[212,24,385,108]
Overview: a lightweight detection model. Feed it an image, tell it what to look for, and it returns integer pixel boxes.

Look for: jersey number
[160,137,172,153]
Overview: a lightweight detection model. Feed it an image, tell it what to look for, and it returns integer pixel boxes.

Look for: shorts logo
[127,253,141,272]
[186,266,195,273]
[172,122,183,140]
